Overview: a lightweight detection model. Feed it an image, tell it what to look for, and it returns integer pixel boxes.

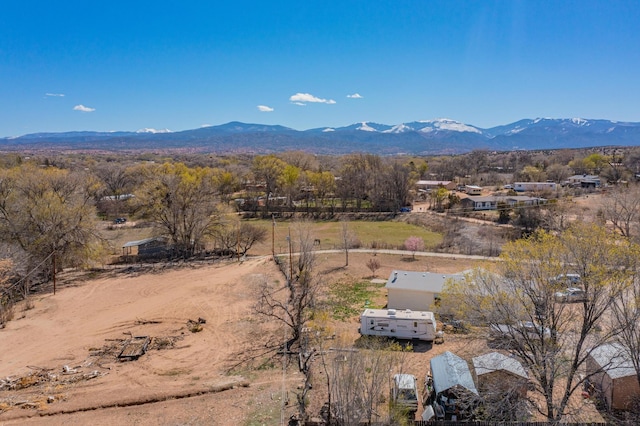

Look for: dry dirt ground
[0,250,602,425]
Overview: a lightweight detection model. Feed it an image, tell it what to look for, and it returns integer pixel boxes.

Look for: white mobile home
[514,182,557,192]
[464,185,482,195]
[359,308,437,342]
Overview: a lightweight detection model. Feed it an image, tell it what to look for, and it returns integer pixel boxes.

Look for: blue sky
[1,1,639,136]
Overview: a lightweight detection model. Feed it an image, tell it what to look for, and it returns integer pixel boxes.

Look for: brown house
[472,352,528,398]
[586,343,640,411]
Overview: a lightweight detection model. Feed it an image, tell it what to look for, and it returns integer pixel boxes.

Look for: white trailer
[514,182,557,192]
[359,308,437,342]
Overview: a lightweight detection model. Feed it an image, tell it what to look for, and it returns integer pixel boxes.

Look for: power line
[1,250,55,297]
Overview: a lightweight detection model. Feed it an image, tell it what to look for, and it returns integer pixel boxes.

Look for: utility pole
[272,214,275,259]
[236,222,240,262]
[52,251,56,295]
[287,228,293,283]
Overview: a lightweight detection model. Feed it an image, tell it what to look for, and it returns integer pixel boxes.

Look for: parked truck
[359,308,437,342]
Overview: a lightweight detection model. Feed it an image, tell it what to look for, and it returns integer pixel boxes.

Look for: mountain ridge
[3,118,640,155]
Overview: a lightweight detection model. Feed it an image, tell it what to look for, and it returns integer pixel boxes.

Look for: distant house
[429,351,478,421]
[122,237,169,258]
[566,174,601,188]
[100,193,135,202]
[385,270,464,311]
[459,195,546,211]
[464,185,482,195]
[586,343,640,410]
[416,180,457,191]
[514,182,557,192]
[472,352,528,398]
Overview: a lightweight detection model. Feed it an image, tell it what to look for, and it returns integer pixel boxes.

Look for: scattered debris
[118,336,151,361]
[187,318,206,333]
[62,365,78,374]
[149,335,183,350]
[135,318,162,325]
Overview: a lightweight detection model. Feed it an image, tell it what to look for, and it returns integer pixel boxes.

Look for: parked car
[555,287,587,303]
[113,217,127,224]
[490,321,552,340]
[552,273,581,284]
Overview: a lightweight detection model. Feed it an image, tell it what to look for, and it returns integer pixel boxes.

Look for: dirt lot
[0,248,603,425]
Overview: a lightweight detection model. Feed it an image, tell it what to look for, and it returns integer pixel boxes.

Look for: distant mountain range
[3,118,640,155]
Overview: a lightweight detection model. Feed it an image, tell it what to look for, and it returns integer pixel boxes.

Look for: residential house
[514,182,557,192]
[385,270,464,311]
[565,174,601,188]
[459,195,546,211]
[586,343,640,410]
[416,180,457,191]
[472,352,529,398]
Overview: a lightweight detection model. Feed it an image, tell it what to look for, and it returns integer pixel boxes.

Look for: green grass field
[248,219,442,255]
[98,218,443,258]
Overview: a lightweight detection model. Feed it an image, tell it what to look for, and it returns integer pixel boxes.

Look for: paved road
[272,248,498,261]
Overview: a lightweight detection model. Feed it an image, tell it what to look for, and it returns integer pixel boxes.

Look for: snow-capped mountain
[136,128,173,134]
[3,118,640,155]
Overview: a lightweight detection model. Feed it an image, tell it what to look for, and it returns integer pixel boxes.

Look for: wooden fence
[304,422,609,426]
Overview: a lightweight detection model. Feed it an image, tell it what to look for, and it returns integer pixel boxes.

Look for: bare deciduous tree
[0,165,102,276]
[600,184,640,240]
[366,257,380,277]
[609,247,640,399]
[255,221,320,348]
[214,220,267,257]
[135,162,219,258]
[340,219,357,266]
[442,223,636,421]
[316,338,408,426]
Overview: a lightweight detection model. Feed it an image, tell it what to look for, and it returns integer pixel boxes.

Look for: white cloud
[289,92,336,105]
[73,104,95,112]
[200,124,212,128]
[347,93,363,99]
[292,102,306,106]
[257,105,274,112]
[45,93,65,97]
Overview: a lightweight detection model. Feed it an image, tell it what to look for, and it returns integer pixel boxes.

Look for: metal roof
[464,195,544,203]
[430,351,478,396]
[590,343,637,379]
[472,352,528,379]
[416,180,452,186]
[385,271,463,293]
[122,237,164,248]
[361,308,435,321]
[394,374,417,390]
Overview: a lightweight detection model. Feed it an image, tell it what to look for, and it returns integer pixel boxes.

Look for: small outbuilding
[586,343,640,411]
[385,271,463,311]
[472,352,529,398]
[122,237,169,258]
[429,351,478,421]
